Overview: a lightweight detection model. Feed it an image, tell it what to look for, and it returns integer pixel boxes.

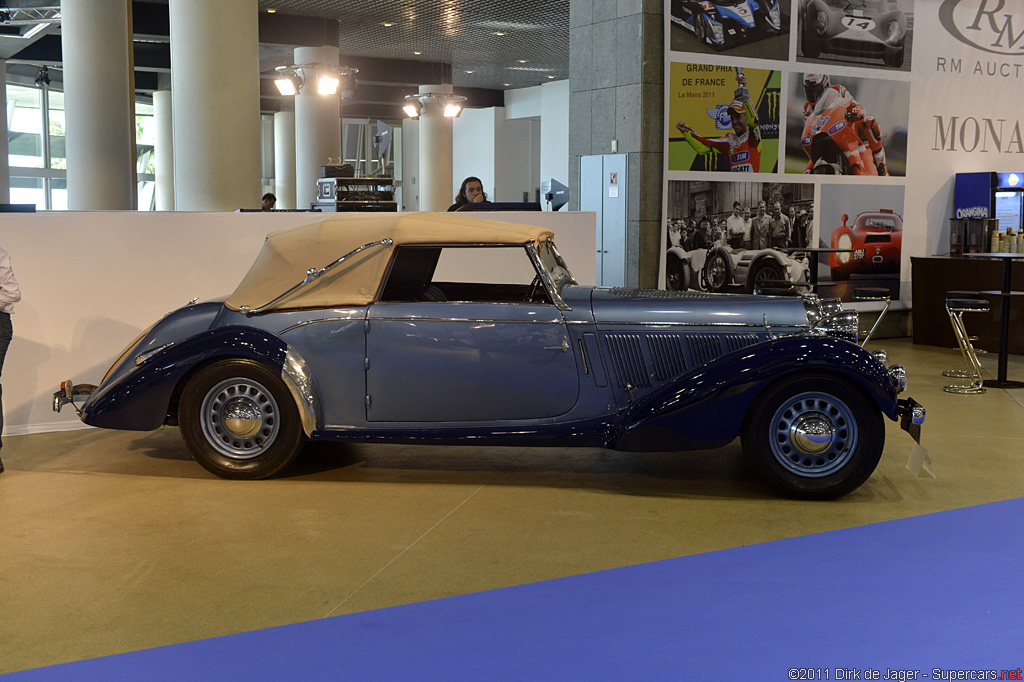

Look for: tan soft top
[225,211,554,312]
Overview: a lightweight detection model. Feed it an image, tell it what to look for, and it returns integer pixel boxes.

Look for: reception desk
[911,256,1024,355]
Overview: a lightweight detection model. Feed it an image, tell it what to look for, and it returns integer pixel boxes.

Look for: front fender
[81,327,289,431]
[612,335,898,452]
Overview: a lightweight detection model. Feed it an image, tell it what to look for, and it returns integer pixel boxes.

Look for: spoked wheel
[666,258,690,291]
[179,359,305,479]
[747,259,786,293]
[702,250,731,292]
[742,374,884,499]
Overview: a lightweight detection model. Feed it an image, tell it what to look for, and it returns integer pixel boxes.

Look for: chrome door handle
[544,340,570,352]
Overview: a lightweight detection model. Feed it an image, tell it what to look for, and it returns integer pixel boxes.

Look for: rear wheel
[666,257,690,291]
[742,374,884,499]
[830,267,851,281]
[747,259,787,293]
[179,359,305,479]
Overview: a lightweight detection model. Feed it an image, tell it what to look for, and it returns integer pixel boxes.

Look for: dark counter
[911,256,1024,355]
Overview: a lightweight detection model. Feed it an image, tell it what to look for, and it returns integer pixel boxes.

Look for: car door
[364,245,580,423]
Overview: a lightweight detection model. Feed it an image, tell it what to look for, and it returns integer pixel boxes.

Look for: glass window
[7,84,43,169]
[48,89,66,170]
[9,176,44,208]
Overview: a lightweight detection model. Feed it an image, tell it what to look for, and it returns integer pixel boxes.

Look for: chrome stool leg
[854,287,891,347]
[943,297,990,394]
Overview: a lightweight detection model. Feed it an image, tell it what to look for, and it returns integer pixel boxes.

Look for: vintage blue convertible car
[54,213,923,498]
[671,0,784,50]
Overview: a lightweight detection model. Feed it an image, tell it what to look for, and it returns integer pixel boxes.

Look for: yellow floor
[1,338,1022,674]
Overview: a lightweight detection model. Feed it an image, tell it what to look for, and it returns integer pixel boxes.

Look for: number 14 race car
[671,0,784,50]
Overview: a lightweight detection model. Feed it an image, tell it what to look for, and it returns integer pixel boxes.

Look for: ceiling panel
[258,0,569,90]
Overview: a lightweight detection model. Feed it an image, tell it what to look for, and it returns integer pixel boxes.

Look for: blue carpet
[6,498,1024,681]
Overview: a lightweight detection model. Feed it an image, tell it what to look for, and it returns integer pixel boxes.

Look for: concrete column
[0,60,9,204]
[418,84,454,212]
[153,90,174,211]
[61,0,135,210]
[273,111,296,209]
[169,0,261,211]
[293,46,341,210]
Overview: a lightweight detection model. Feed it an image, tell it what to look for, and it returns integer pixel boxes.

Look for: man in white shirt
[0,246,22,473]
[726,201,747,249]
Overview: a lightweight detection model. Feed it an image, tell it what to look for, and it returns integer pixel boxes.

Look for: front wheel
[179,359,306,479]
[702,249,732,292]
[741,374,884,499]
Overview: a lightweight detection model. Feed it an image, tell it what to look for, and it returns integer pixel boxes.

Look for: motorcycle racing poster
[667,63,781,173]
[816,183,905,301]
[667,0,791,61]
[796,0,914,73]
[664,180,815,293]
[785,72,909,176]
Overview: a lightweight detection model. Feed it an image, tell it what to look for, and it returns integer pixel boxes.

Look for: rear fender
[612,335,897,452]
[81,327,291,432]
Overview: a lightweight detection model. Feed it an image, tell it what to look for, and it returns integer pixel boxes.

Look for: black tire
[802,30,821,58]
[742,374,884,499]
[746,258,787,293]
[696,15,708,44]
[884,46,904,68]
[179,359,306,480]
[666,258,690,291]
[830,267,851,282]
[703,249,732,292]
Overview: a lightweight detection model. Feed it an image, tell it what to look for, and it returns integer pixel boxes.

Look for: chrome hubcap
[770,392,857,478]
[789,414,835,455]
[200,378,280,460]
[222,398,263,438]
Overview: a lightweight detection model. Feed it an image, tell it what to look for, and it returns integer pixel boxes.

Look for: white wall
[400,118,420,211]
[0,210,596,437]
[453,108,499,203]
[505,80,571,206]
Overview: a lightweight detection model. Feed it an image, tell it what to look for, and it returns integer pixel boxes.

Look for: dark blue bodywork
[76,285,902,454]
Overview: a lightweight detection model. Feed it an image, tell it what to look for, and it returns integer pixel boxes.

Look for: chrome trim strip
[369,316,567,324]
[134,342,174,366]
[241,239,393,315]
[280,348,320,437]
[578,337,590,375]
[594,320,812,329]
[278,317,361,334]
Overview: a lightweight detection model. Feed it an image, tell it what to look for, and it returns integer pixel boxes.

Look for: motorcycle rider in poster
[801,73,888,176]
[675,69,762,172]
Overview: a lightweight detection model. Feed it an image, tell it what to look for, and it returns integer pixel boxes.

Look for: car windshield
[860,216,897,230]
[536,240,576,293]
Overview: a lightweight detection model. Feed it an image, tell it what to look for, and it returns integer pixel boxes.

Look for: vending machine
[953,172,1023,253]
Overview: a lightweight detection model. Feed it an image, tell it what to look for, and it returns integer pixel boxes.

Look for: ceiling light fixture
[274,62,359,97]
[413,51,422,55]
[402,91,468,119]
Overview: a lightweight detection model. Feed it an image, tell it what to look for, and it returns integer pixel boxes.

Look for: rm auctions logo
[940,0,1024,54]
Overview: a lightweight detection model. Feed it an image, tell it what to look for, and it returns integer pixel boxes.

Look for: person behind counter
[448,177,488,212]
[261,193,277,210]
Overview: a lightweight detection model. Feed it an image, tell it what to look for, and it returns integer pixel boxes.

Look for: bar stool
[942,291,987,379]
[854,287,890,346]
[944,292,990,394]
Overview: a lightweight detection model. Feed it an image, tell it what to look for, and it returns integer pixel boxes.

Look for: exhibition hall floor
[1,339,1022,678]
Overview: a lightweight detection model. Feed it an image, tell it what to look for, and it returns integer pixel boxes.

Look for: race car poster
[668,0,791,61]
[667,63,781,173]
[816,183,905,300]
[796,0,915,73]
[785,72,909,176]
[664,180,814,293]
[662,0,1024,310]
